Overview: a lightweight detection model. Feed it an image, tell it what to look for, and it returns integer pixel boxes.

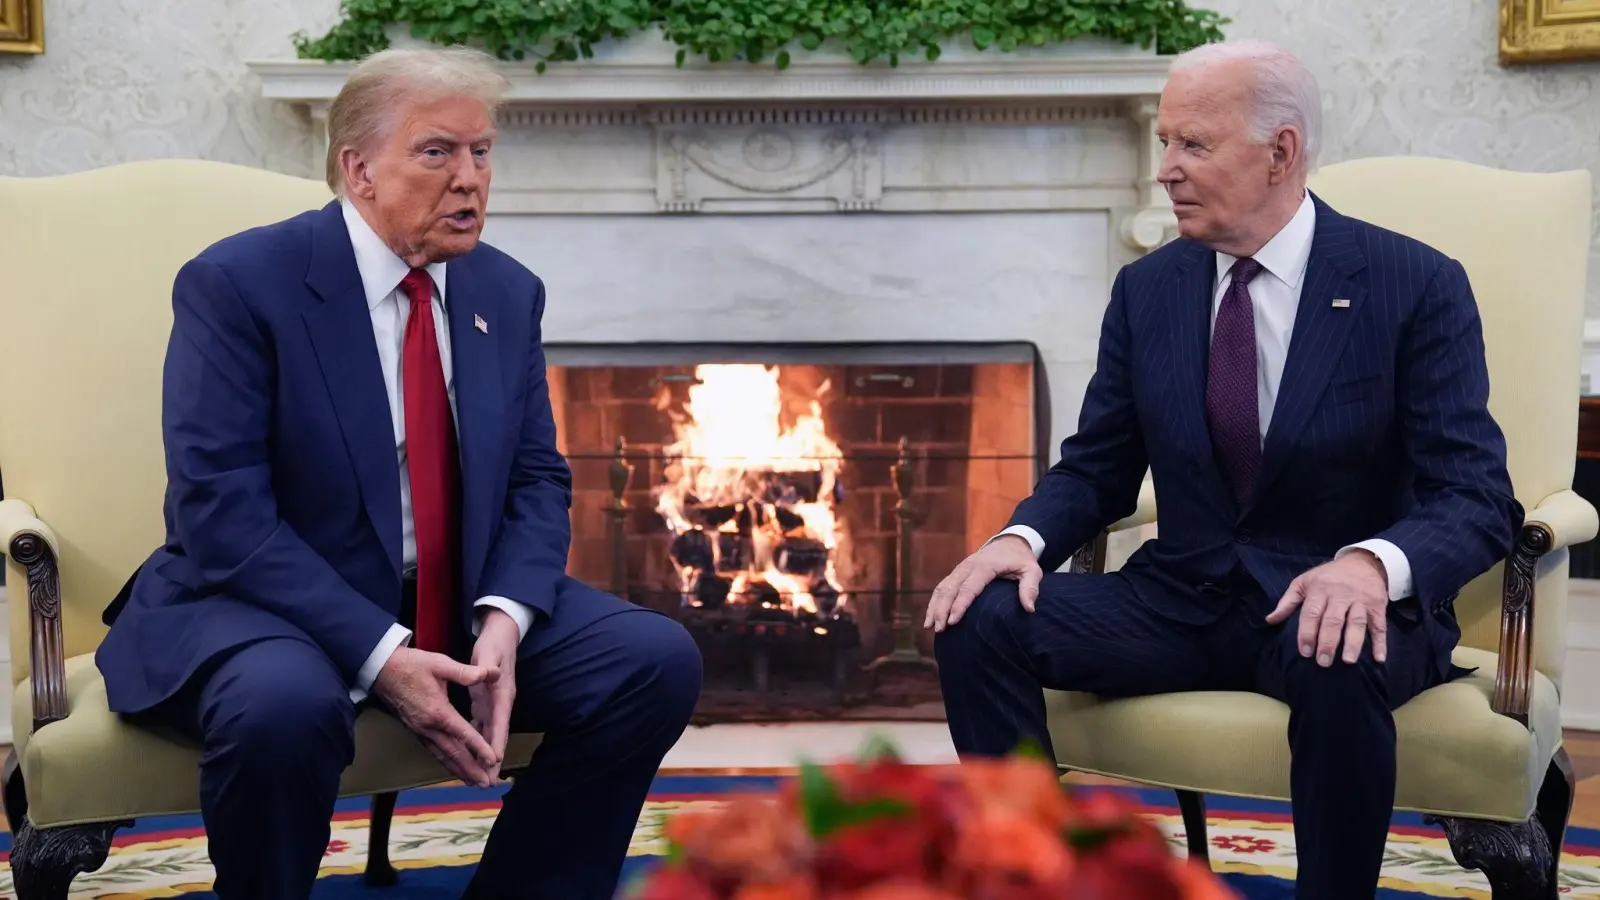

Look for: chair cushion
[12,655,543,829]
[1045,647,1560,822]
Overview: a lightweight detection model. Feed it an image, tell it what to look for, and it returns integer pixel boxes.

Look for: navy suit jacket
[97,201,574,714]
[1008,195,1522,680]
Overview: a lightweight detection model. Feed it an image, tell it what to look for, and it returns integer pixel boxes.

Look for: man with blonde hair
[926,40,1520,898]
[97,46,702,900]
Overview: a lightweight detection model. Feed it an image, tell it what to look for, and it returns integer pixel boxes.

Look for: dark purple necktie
[1206,257,1264,505]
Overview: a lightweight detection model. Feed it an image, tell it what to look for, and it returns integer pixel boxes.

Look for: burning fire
[654,364,848,618]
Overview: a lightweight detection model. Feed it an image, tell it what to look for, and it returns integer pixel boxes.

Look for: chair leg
[1537,748,1577,896]
[365,791,400,887]
[1175,789,1210,865]
[10,815,124,900]
[4,748,127,900]
[1427,751,1573,900]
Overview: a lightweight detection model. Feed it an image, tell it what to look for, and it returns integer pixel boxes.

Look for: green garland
[293,0,1228,72]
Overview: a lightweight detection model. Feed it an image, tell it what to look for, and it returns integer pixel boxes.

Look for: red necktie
[399,268,461,654]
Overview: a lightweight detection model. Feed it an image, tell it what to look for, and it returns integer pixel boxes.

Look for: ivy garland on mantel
[293,0,1229,72]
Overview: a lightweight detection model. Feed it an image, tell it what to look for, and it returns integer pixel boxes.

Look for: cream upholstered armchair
[0,159,541,898]
[1048,156,1597,897]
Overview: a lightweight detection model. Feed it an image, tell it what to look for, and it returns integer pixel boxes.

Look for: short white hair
[1170,40,1322,171]
[324,46,510,194]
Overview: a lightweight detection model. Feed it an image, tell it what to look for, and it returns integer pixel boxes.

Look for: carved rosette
[10,529,70,732]
[656,116,882,212]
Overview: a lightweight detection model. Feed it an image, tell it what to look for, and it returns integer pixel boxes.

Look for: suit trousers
[933,571,1444,900]
[134,577,703,900]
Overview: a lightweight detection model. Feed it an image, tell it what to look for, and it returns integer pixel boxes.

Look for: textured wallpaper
[2,0,1598,313]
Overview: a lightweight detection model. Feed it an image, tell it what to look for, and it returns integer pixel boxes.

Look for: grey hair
[1169,40,1322,171]
[324,46,511,194]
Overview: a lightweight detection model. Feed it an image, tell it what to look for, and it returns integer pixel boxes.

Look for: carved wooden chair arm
[0,498,71,734]
[1491,489,1599,724]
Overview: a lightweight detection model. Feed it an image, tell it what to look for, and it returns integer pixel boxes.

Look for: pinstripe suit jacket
[1010,194,1522,678]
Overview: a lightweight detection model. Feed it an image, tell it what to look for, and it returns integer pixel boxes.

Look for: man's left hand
[470,608,520,782]
[1266,551,1390,667]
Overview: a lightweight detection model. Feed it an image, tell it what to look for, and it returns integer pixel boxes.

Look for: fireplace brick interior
[547,353,1036,704]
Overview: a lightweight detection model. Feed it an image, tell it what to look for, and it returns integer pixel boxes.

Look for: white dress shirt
[998,191,1414,602]
[342,200,535,704]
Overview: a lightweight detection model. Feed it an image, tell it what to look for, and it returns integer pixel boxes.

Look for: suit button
[1236,529,1252,544]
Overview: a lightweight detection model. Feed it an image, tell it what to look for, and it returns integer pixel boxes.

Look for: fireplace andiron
[865,436,938,678]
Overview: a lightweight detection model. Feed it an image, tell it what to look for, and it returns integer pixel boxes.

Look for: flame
[654,364,847,617]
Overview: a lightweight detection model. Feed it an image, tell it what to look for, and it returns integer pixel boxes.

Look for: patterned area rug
[2,773,1597,898]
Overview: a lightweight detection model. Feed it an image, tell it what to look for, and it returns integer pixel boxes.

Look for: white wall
[4,0,1598,313]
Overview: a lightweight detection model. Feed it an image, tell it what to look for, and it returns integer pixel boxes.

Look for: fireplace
[546,343,1043,722]
[253,40,1174,722]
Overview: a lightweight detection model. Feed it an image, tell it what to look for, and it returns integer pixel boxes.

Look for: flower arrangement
[626,739,1237,899]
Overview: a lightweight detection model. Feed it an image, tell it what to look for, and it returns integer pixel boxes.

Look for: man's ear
[340,146,377,201]
[1267,126,1303,185]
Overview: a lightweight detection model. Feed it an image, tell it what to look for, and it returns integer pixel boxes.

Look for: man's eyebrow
[411,130,497,148]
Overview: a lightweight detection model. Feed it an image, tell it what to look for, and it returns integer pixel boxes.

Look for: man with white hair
[95,46,702,899]
[925,40,1520,898]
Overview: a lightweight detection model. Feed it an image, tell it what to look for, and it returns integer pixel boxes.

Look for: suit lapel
[443,256,505,598]
[302,202,405,579]
[1167,243,1237,513]
[1249,197,1368,510]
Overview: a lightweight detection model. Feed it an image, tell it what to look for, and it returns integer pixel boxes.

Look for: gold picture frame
[1501,0,1600,64]
[0,0,42,53]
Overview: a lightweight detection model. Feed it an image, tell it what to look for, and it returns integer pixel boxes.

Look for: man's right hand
[374,647,502,788]
[924,534,1043,632]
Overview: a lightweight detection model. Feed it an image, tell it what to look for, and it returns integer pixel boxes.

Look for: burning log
[715,532,750,572]
[670,529,715,571]
[692,570,731,609]
[688,503,739,530]
[773,507,805,532]
[810,580,841,617]
[775,537,828,577]
[744,580,784,610]
[763,471,824,504]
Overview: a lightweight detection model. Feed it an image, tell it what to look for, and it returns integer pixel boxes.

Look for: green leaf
[1065,822,1132,852]
[857,732,902,762]
[796,759,914,838]
[1012,735,1049,760]
[293,0,1229,70]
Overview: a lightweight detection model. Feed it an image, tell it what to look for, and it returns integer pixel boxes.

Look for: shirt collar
[339,198,448,311]
[1215,190,1316,291]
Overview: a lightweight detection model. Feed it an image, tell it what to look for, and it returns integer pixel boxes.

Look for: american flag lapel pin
[474,313,489,334]
[1331,298,1351,309]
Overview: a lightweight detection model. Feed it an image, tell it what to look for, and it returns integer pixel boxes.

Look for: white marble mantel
[249,39,1176,453]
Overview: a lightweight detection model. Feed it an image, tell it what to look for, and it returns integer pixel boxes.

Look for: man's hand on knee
[1266,551,1390,667]
[375,648,503,788]
[924,535,1042,633]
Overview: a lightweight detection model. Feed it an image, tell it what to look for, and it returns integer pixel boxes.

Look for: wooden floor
[1566,729,1600,828]
[4,730,1600,835]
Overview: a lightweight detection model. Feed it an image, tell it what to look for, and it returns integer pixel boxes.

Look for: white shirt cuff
[990,525,1045,560]
[1337,539,1413,603]
[473,595,535,641]
[349,622,412,704]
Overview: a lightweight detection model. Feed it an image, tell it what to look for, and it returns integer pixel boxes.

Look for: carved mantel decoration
[249,40,1179,253]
